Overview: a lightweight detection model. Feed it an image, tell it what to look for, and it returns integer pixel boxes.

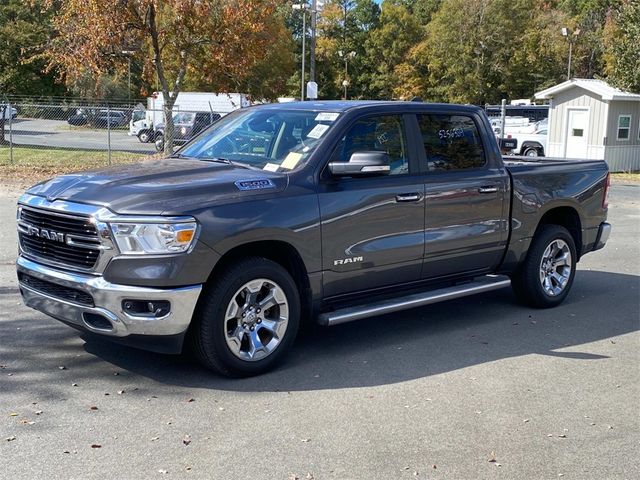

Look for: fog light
[122,299,170,318]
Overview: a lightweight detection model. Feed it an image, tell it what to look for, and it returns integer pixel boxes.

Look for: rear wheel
[190,257,300,377]
[523,146,540,157]
[137,130,151,143]
[154,133,164,152]
[512,225,576,308]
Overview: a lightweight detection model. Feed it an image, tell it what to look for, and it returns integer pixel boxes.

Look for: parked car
[67,110,89,126]
[510,128,548,156]
[92,110,128,128]
[154,111,222,151]
[16,101,611,377]
[1,104,18,120]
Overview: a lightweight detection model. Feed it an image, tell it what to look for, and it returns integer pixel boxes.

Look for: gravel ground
[0,184,638,480]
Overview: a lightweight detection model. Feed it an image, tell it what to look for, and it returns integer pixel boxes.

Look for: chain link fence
[0,99,228,180]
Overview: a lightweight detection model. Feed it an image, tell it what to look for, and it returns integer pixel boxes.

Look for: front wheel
[137,130,151,143]
[511,225,577,308]
[523,147,540,157]
[154,134,164,152]
[190,257,300,377]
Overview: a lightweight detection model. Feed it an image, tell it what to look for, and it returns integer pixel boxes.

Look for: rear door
[318,113,425,297]
[415,112,510,279]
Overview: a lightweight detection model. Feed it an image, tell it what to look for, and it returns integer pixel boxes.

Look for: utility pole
[310,0,317,84]
[292,3,307,100]
[561,27,581,80]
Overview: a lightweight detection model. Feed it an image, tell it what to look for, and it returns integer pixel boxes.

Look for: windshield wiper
[200,157,258,170]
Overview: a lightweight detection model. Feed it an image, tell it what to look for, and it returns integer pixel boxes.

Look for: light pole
[338,50,356,100]
[121,50,135,102]
[292,3,308,101]
[561,27,581,80]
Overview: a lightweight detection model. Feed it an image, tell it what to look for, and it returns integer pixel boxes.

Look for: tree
[41,0,284,154]
[362,2,423,99]
[604,0,640,92]
[0,0,63,96]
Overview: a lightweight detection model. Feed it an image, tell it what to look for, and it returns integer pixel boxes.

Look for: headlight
[110,221,197,255]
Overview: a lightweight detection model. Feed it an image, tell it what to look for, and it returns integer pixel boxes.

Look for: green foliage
[604,0,640,92]
[0,0,64,96]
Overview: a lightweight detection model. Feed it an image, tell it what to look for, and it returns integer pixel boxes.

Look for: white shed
[535,79,640,172]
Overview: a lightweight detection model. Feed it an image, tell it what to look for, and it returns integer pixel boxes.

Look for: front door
[565,108,589,158]
[318,114,425,297]
[415,112,510,279]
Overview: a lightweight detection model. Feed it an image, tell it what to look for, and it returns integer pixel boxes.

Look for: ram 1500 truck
[16,101,611,376]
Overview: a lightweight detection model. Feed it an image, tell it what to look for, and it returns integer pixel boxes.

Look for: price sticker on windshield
[315,112,340,122]
[281,152,303,170]
[307,124,330,139]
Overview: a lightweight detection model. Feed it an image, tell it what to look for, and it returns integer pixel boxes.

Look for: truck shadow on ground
[1,270,638,395]
[82,269,638,392]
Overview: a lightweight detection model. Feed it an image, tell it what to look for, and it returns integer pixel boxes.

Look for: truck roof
[257,100,484,114]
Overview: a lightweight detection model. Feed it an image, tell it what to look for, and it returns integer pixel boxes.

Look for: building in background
[535,79,640,172]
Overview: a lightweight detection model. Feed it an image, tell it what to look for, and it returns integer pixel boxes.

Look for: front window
[178,108,340,170]
[617,115,631,140]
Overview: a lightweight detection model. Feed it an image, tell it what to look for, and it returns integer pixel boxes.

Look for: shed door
[565,109,589,158]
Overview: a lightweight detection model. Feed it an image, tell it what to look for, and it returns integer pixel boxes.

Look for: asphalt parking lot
[0,185,638,480]
[6,118,155,153]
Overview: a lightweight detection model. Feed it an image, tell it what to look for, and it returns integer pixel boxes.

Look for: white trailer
[130,92,250,142]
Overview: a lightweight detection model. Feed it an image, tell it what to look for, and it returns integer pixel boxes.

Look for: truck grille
[18,272,95,307]
[18,207,101,270]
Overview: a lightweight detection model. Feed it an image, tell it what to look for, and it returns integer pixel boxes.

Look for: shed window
[617,115,631,140]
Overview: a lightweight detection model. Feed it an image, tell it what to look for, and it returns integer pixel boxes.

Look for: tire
[137,130,151,143]
[511,225,577,308]
[154,134,164,152]
[190,257,301,377]
[523,147,540,157]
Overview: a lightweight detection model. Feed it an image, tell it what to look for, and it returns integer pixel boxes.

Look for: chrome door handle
[478,186,498,194]
[396,193,422,202]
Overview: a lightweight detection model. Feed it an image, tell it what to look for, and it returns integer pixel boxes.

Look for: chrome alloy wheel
[539,239,572,296]
[223,278,289,362]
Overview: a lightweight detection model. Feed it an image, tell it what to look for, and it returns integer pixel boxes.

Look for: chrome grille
[18,207,101,270]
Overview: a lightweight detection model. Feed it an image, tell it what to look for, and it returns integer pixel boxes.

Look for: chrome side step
[318,275,511,326]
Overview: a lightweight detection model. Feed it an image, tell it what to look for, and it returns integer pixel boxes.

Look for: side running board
[318,275,511,326]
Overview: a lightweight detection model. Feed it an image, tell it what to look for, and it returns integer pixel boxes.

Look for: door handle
[395,193,422,202]
[477,186,498,194]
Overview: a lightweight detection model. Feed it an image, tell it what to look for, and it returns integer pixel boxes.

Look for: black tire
[190,257,300,377]
[511,225,577,308]
[523,146,540,157]
[154,134,164,152]
[137,130,151,143]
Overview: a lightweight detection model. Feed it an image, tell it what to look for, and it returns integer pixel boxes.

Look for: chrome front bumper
[17,256,202,340]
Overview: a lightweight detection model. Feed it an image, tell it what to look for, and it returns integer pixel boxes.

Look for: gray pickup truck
[16,101,611,376]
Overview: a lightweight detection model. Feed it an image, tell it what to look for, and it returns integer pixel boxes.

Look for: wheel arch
[206,240,312,321]
[535,206,582,260]
[521,141,544,154]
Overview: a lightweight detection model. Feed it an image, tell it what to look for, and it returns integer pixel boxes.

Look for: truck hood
[26,158,288,215]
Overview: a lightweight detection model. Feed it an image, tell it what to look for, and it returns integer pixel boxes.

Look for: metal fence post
[107,105,112,165]
[8,101,13,164]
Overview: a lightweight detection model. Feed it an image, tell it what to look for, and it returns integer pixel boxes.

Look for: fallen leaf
[607,425,613,429]
[301,438,310,443]
[218,407,225,411]
[151,436,159,441]
[72,383,78,387]
[306,474,314,480]
[89,406,98,411]
[90,444,102,449]
[186,466,192,471]
[488,451,497,463]
[6,436,16,442]
[113,372,120,376]
[187,398,195,403]
[63,450,70,454]
[432,465,437,469]
[288,475,299,480]
[158,469,168,474]
[35,410,43,415]
[183,434,191,446]
[9,412,18,417]
[58,366,67,370]
[523,418,530,423]
[558,434,567,438]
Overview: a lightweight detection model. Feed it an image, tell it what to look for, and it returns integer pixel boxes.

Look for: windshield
[178,108,340,171]
[173,112,196,124]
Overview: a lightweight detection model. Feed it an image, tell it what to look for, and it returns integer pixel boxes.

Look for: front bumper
[592,222,611,251]
[17,256,202,353]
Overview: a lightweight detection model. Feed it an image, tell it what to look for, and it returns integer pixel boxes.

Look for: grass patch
[0,146,152,186]
[611,172,640,184]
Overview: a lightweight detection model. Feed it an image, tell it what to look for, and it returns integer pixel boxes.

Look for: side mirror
[328,151,391,177]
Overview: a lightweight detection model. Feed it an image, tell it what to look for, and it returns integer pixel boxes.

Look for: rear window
[417,114,486,171]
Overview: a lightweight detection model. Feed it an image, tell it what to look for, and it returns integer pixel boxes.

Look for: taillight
[602,173,610,209]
